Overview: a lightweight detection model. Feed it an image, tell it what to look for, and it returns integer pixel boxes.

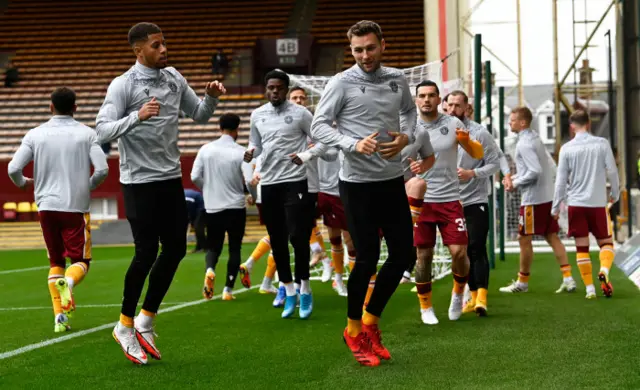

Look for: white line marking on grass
[0,302,191,311]
[0,266,50,275]
[0,285,259,361]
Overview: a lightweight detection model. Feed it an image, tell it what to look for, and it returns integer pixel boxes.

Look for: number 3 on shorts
[455,218,467,232]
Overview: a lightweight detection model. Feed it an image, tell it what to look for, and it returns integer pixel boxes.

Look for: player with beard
[446,90,508,315]
[412,81,484,325]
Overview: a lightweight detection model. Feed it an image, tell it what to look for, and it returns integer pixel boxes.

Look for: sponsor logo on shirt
[285,116,293,124]
[440,127,449,135]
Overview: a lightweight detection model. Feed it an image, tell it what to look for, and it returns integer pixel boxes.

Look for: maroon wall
[0,155,197,219]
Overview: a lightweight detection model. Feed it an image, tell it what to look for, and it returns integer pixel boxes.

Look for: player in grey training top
[447,90,505,317]
[411,81,484,326]
[500,106,576,295]
[552,110,619,299]
[96,22,226,366]
[7,87,108,334]
[191,113,253,301]
[243,70,328,321]
[310,20,422,366]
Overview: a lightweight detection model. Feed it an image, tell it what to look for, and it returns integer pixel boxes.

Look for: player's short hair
[264,70,290,88]
[569,109,590,126]
[219,113,241,131]
[511,106,533,125]
[128,22,162,46]
[289,86,306,96]
[51,87,76,115]
[415,80,440,96]
[347,20,383,42]
[448,90,469,103]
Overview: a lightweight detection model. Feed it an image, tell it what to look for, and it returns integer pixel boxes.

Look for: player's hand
[551,212,560,220]
[457,168,475,181]
[20,177,34,190]
[408,158,427,175]
[250,172,261,186]
[246,195,255,206]
[502,174,513,190]
[455,128,470,142]
[379,132,409,159]
[244,148,255,163]
[138,97,160,121]
[205,81,226,98]
[355,132,378,156]
[289,151,312,166]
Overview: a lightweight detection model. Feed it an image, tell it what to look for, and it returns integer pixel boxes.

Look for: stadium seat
[16,202,33,222]
[2,202,17,222]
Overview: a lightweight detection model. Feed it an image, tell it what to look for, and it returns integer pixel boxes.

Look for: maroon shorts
[39,211,91,267]
[414,201,468,247]
[256,203,265,225]
[519,202,559,236]
[568,206,612,239]
[317,192,348,231]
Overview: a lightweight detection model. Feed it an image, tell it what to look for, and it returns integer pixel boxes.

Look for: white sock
[206,267,215,275]
[284,283,296,296]
[261,277,273,289]
[134,312,154,330]
[300,279,311,294]
[310,242,322,253]
[223,286,232,294]
[117,321,133,334]
[403,271,411,279]
[563,276,574,283]
[65,276,75,289]
[294,282,301,292]
[335,273,343,283]
[244,258,254,271]
[586,284,596,294]
[322,257,332,266]
[600,267,610,276]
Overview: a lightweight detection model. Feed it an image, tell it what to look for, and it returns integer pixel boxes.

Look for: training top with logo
[551,132,620,215]
[317,148,341,196]
[96,61,218,184]
[310,64,417,183]
[419,114,465,203]
[457,118,502,206]
[513,129,556,206]
[401,128,435,181]
[248,100,328,186]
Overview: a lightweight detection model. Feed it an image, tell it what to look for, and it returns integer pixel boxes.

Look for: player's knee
[405,177,426,199]
[330,235,342,247]
[49,258,65,269]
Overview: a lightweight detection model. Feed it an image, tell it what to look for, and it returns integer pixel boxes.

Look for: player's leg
[366,178,413,348]
[463,203,490,316]
[203,210,226,300]
[240,204,271,280]
[261,183,295,317]
[567,206,595,298]
[115,183,159,365]
[540,202,575,292]
[40,211,70,332]
[58,212,93,319]
[135,179,189,361]
[592,207,615,297]
[193,208,207,253]
[404,177,426,282]
[223,208,246,300]
[328,226,348,296]
[413,201,439,325]
[284,180,314,319]
[500,205,533,293]
[340,179,382,366]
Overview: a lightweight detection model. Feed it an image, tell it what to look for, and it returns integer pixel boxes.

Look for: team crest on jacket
[440,127,449,135]
[285,116,293,124]
[168,81,178,93]
[389,81,398,93]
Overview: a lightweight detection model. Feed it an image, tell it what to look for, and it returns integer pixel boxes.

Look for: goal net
[285,60,452,282]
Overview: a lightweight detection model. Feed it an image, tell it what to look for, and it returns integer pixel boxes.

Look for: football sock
[599,244,615,276]
[416,282,432,309]
[65,261,89,289]
[48,266,65,316]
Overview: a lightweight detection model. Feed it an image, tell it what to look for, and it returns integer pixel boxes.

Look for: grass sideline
[0,245,639,389]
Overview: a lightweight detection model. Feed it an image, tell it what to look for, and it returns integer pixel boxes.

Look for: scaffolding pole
[516,0,524,106]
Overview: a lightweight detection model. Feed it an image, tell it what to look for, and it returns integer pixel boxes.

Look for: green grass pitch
[1,245,639,389]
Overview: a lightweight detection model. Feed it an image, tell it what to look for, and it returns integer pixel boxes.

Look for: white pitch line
[0,265,50,275]
[0,302,192,311]
[0,285,260,361]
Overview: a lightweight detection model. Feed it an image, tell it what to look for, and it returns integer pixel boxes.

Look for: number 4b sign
[277,39,299,56]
